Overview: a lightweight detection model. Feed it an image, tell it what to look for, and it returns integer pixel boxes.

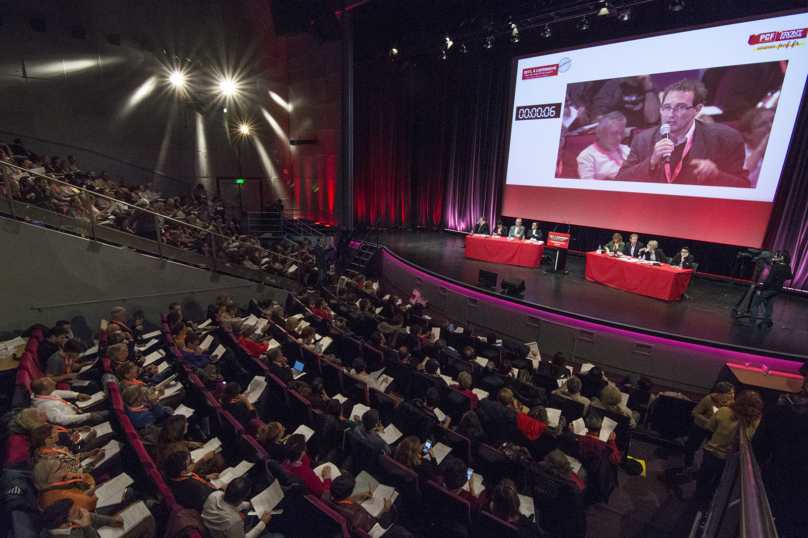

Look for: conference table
[585,251,693,301]
[465,235,545,267]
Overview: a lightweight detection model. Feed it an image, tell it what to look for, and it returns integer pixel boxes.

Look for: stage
[377,232,808,361]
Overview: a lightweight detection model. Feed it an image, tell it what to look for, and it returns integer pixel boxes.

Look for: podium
[543,232,570,275]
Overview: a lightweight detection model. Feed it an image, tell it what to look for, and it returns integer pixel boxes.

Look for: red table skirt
[585,251,693,301]
[465,236,545,267]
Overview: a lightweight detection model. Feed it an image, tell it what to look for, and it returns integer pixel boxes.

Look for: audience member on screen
[670,246,695,269]
[739,107,775,189]
[590,75,660,128]
[576,111,631,180]
[508,218,525,240]
[621,233,645,258]
[615,79,750,188]
[637,240,667,263]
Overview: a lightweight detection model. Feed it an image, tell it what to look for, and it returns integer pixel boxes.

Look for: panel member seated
[491,220,506,237]
[669,246,695,269]
[637,240,667,263]
[508,218,525,240]
[615,79,750,188]
[621,233,645,258]
[471,217,490,235]
[576,111,631,180]
[602,233,625,254]
[525,222,542,241]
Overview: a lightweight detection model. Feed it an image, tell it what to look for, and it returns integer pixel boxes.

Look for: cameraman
[748,250,793,328]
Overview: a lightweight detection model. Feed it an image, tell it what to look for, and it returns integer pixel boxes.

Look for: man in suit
[637,240,667,263]
[508,218,525,240]
[615,79,750,188]
[621,233,645,258]
[669,246,695,269]
[525,222,542,241]
[471,217,490,235]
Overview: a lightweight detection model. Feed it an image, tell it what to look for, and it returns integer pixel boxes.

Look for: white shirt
[576,143,631,180]
[202,490,265,538]
[32,390,85,425]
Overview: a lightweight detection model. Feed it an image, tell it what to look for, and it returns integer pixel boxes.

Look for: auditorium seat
[304,494,349,538]
[587,406,632,455]
[548,394,586,423]
[436,426,471,466]
[369,388,397,426]
[342,372,370,407]
[288,389,314,426]
[649,395,697,441]
[423,480,471,538]
[4,435,30,469]
[475,510,519,538]
[564,134,597,159]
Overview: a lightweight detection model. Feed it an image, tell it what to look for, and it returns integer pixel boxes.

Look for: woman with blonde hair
[591,384,639,428]
[392,435,437,481]
[638,240,668,263]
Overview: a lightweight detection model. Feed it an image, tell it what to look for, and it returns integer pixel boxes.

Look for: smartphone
[467,468,474,481]
[449,324,454,332]
[423,440,432,452]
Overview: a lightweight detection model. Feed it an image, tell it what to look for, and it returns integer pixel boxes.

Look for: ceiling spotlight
[618,9,631,21]
[460,43,468,54]
[239,124,250,135]
[219,78,237,96]
[440,50,448,60]
[510,24,520,43]
[542,25,552,38]
[223,107,227,113]
[169,71,185,87]
[484,36,494,49]
[669,0,685,11]
[596,0,617,17]
[577,17,590,31]
[390,45,399,56]
[444,35,454,49]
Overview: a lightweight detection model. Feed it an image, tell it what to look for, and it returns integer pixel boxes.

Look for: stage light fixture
[440,50,448,60]
[390,45,399,56]
[510,24,520,43]
[223,107,227,113]
[618,9,631,21]
[669,0,685,11]
[484,36,494,49]
[542,25,552,38]
[444,35,454,49]
[460,43,467,53]
[596,0,617,17]
[219,78,237,96]
[239,124,250,135]
[577,17,590,31]
[169,71,185,87]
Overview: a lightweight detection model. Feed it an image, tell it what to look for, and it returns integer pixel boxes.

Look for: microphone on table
[660,124,671,164]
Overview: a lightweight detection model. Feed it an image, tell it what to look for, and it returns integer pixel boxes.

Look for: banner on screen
[502,12,808,247]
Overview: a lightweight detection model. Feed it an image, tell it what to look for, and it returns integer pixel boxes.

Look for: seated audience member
[300,327,323,354]
[454,411,488,448]
[38,326,70,367]
[282,434,332,497]
[602,233,625,255]
[739,107,775,188]
[452,372,480,411]
[15,408,99,450]
[106,343,131,369]
[621,233,645,258]
[109,306,141,339]
[180,333,212,369]
[488,478,542,538]
[38,498,133,538]
[441,456,486,510]
[285,316,302,337]
[576,111,630,181]
[221,302,238,322]
[238,323,271,357]
[423,359,446,386]
[303,378,330,411]
[477,388,524,441]
[684,382,735,472]
[31,377,105,426]
[202,477,273,538]
[29,424,105,474]
[265,347,293,383]
[122,385,173,429]
[256,421,290,461]
[491,220,507,237]
[354,409,391,456]
[542,449,586,491]
[164,451,217,513]
[525,222,542,241]
[539,352,570,380]
[414,387,451,427]
[509,218,526,240]
[695,390,762,505]
[552,376,591,413]
[323,474,405,536]
[220,382,257,426]
[156,415,221,474]
[637,240,667,263]
[669,246,695,269]
[350,357,389,392]
[34,459,97,511]
[574,414,621,470]
[170,322,189,349]
[45,338,94,386]
[394,435,438,482]
[267,304,286,324]
[311,297,333,321]
[591,385,639,428]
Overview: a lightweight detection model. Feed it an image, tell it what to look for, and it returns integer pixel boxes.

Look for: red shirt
[578,433,621,466]
[282,458,331,498]
[238,337,269,357]
[311,307,332,322]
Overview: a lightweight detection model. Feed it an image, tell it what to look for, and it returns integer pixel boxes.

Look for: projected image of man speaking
[615,79,750,187]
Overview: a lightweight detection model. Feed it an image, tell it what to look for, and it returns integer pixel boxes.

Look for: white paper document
[620,392,630,407]
[139,339,159,351]
[379,424,403,445]
[79,360,98,374]
[313,462,341,480]
[95,473,134,508]
[142,350,165,366]
[571,418,587,436]
[579,363,595,375]
[351,403,371,421]
[211,460,255,488]
[141,330,161,339]
[174,404,195,418]
[198,319,212,329]
[474,357,489,367]
[518,494,535,518]
[201,335,214,350]
[462,473,485,496]
[251,479,285,515]
[431,327,441,341]
[319,337,333,352]
[471,388,489,399]
[191,438,222,462]
[97,500,151,538]
[247,376,267,404]
[211,345,226,360]
[362,484,399,518]
[292,424,315,441]
[433,407,446,423]
[426,442,452,464]
[80,421,113,441]
[333,394,348,404]
[82,345,99,357]
[85,439,122,469]
[76,392,105,409]
[156,362,169,374]
[453,327,464,334]
[545,408,562,428]
[599,417,618,442]
[368,522,392,538]
[566,455,583,475]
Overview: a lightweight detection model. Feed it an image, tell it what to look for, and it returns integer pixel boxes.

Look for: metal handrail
[739,425,778,538]
[0,163,304,269]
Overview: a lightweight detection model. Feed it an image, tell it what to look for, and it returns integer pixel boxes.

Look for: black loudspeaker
[501,277,526,295]
[311,10,342,41]
[479,270,498,288]
[270,0,315,36]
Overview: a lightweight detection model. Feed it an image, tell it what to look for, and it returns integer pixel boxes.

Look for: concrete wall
[380,250,803,392]
[0,218,292,342]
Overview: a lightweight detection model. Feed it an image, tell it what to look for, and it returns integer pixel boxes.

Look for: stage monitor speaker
[479,269,498,288]
[501,277,525,295]
[270,0,315,36]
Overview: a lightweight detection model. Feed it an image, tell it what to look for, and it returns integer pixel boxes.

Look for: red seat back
[17,370,32,393]
[5,435,30,467]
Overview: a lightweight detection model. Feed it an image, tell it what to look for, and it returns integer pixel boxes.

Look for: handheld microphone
[660,124,671,164]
